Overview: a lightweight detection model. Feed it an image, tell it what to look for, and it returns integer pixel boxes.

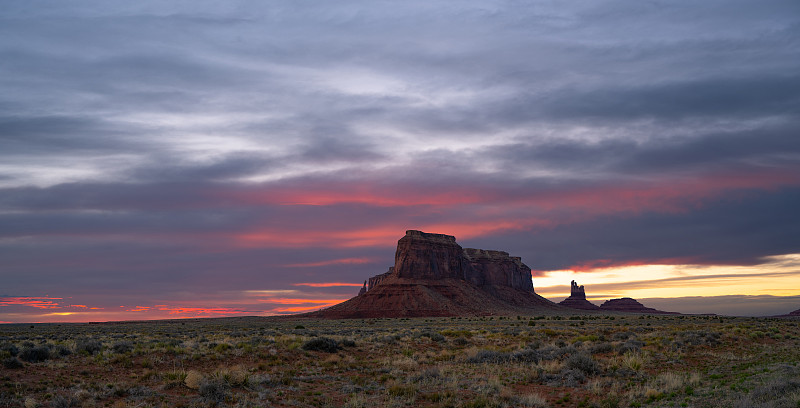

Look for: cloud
[0,0,799,322]
[0,296,63,309]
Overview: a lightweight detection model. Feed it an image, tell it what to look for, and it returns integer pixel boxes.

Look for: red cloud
[271,305,337,313]
[225,166,800,249]
[221,167,800,211]
[235,220,546,249]
[0,297,63,309]
[255,297,350,305]
[285,257,375,267]
[153,305,249,316]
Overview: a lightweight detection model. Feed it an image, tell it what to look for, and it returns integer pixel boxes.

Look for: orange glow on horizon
[535,254,800,301]
[292,282,363,287]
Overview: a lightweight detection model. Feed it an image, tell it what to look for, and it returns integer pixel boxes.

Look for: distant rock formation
[789,308,800,316]
[305,230,559,318]
[599,297,677,314]
[558,280,600,310]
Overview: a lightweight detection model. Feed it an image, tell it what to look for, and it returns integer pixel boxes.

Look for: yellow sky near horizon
[534,253,800,301]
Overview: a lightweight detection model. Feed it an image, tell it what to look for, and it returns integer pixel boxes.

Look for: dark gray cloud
[464,188,800,271]
[536,75,800,121]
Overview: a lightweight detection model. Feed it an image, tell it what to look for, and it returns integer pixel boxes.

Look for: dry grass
[184,369,204,390]
[0,314,798,407]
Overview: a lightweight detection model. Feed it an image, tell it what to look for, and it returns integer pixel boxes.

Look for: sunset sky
[2,1,800,323]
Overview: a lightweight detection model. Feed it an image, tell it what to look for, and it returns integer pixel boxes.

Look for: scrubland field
[1,314,799,408]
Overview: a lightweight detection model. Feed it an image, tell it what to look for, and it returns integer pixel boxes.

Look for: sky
[2,0,800,323]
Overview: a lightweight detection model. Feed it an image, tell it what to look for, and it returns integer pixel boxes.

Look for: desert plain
[2,313,799,408]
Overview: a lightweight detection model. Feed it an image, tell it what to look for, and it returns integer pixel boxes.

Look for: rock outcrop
[599,298,677,314]
[558,280,600,310]
[789,308,800,316]
[377,230,536,293]
[463,248,535,292]
[368,268,392,291]
[305,230,559,318]
[394,231,469,280]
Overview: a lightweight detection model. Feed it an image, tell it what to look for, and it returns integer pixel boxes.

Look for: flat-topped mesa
[599,297,677,314]
[394,230,470,280]
[463,248,534,292]
[305,230,559,318]
[365,230,535,292]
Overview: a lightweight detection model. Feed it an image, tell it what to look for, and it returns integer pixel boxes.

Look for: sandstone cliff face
[394,231,469,280]
[558,280,600,310]
[388,230,534,292]
[463,248,534,292]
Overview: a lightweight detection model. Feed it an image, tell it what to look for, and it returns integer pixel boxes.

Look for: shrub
[213,343,232,352]
[112,341,134,354]
[452,337,470,346]
[747,378,800,404]
[411,367,440,383]
[612,331,632,341]
[467,349,507,364]
[2,357,23,369]
[301,337,338,353]
[54,345,71,356]
[590,342,615,354]
[50,395,80,408]
[566,352,600,375]
[199,377,230,404]
[618,339,644,355]
[555,368,586,387]
[511,348,540,363]
[75,338,102,355]
[19,346,49,362]
[0,343,19,356]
